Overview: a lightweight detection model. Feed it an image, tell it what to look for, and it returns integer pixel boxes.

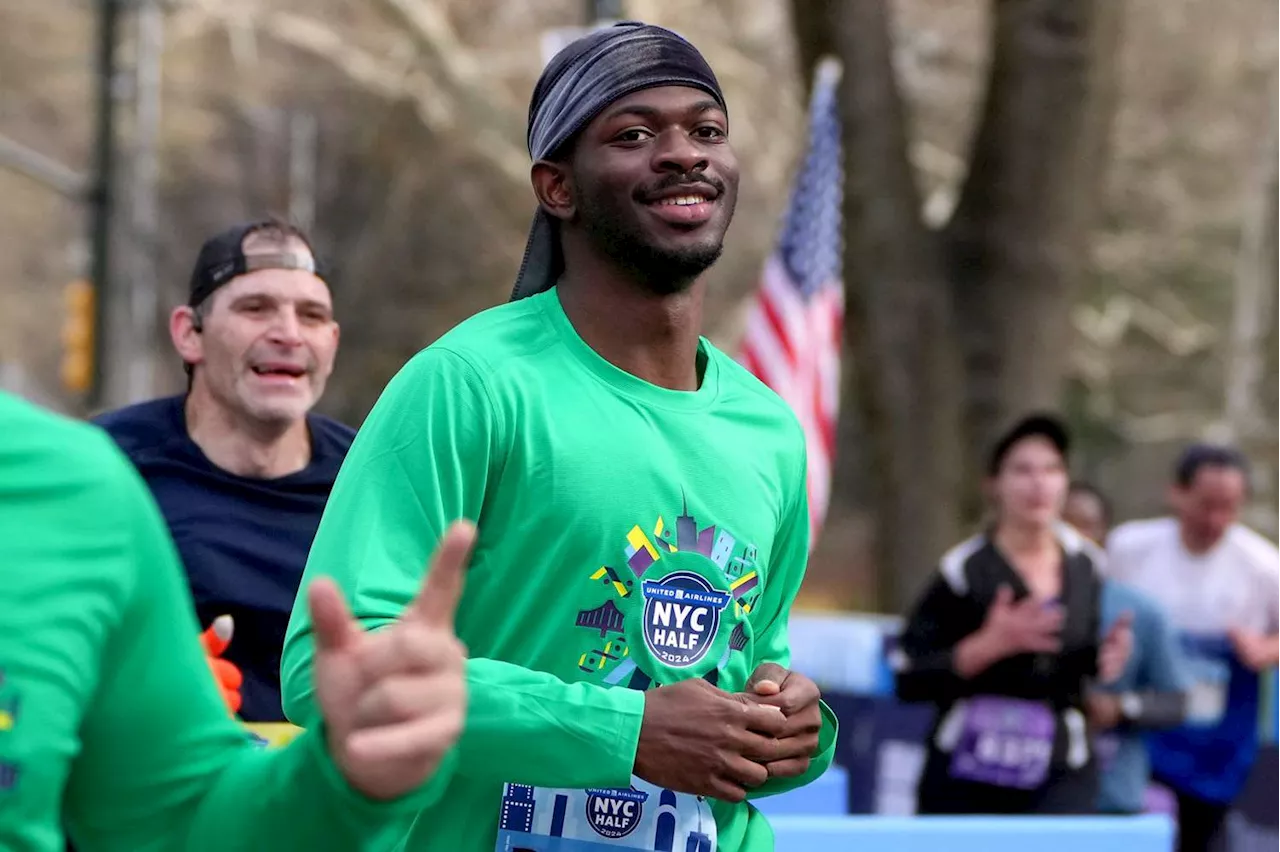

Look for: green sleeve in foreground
[287,629,646,790]
[739,457,840,798]
[64,447,446,852]
[461,657,646,788]
[282,347,646,790]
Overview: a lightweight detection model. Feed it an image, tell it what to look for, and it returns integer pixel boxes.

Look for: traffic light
[60,279,96,394]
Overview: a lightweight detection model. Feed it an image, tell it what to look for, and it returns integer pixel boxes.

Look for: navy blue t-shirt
[94,395,354,722]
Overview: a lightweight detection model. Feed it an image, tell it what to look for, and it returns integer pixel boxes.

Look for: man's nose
[654,128,708,175]
[267,308,304,345]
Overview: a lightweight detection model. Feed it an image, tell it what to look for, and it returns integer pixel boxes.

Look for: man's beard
[577,197,728,295]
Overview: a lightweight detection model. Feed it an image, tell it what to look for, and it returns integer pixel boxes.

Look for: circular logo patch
[639,569,732,670]
[584,787,647,839]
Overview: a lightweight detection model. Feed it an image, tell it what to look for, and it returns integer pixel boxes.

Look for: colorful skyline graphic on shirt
[572,496,762,688]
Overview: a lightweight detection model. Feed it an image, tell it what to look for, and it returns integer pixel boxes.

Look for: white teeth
[658,195,707,207]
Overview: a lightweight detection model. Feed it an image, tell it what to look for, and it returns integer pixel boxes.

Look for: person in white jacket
[1106,443,1278,852]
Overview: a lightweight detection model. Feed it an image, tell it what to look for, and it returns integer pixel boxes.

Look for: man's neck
[1179,524,1224,557]
[184,390,312,479]
[556,262,705,392]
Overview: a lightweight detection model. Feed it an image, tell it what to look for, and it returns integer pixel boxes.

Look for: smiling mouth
[251,366,307,378]
[653,194,711,207]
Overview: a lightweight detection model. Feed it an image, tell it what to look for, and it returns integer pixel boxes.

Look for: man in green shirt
[0,390,468,852]
[283,20,838,852]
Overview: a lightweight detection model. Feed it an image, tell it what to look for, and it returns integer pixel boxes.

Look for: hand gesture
[743,663,823,779]
[1097,612,1133,685]
[199,614,243,716]
[308,520,473,801]
[981,585,1064,658]
[1228,628,1277,673]
[633,678,787,803]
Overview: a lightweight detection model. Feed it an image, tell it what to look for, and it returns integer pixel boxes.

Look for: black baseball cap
[187,220,323,308]
[988,413,1070,476]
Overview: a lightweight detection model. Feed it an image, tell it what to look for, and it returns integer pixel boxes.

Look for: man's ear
[170,305,204,369]
[531,160,575,222]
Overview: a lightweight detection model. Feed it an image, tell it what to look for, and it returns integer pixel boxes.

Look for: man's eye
[615,128,653,143]
[695,126,726,140]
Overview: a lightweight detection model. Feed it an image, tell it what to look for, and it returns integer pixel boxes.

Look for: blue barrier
[770,815,1175,852]
[753,767,849,817]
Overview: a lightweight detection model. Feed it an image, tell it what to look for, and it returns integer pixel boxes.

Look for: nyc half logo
[584,786,648,838]
[641,571,731,668]
[574,498,764,687]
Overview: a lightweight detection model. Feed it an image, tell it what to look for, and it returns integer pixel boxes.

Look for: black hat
[187,220,322,308]
[988,413,1070,476]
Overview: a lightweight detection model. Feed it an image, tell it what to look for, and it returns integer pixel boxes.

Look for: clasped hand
[633,662,822,802]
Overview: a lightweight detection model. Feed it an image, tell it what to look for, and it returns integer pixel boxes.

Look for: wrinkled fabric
[511,21,725,301]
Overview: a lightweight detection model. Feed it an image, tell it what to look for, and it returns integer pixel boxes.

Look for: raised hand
[199,614,243,716]
[984,585,1065,656]
[744,662,823,779]
[1227,628,1279,673]
[308,520,473,801]
[1097,612,1134,684]
[633,677,787,803]
[955,586,1065,678]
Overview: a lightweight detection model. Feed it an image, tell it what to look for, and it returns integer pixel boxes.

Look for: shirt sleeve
[1259,549,1280,635]
[64,439,448,852]
[1102,524,1142,583]
[1140,596,1193,694]
[893,571,975,703]
[743,461,838,799]
[281,348,645,791]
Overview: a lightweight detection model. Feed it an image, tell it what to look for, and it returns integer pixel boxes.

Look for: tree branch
[373,0,528,175]
[0,132,88,199]
[180,0,529,185]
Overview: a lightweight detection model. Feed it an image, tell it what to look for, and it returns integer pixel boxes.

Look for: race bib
[242,722,304,749]
[1182,652,1229,726]
[495,776,715,852]
[948,697,1055,789]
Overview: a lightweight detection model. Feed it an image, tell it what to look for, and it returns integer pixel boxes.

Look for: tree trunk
[944,0,1123,500]
[829,0,965,612]
[792,0,1123,612]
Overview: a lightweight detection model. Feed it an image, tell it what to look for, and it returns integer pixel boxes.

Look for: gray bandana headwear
[510,21,726,301]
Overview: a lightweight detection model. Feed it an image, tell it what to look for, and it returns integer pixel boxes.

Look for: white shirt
[1105,517,1279,636]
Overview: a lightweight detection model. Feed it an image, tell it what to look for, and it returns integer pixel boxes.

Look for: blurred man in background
[1107,445,1279,852]
[94,219,350,723]
[1064,482,1194,817]
[1063,481,1111,548]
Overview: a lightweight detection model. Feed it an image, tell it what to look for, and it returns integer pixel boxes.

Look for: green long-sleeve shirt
[0,391,450,852]
[283,288,837,852]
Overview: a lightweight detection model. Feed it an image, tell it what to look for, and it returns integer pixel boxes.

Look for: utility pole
[88,0,122,410]
[126,0,164,402]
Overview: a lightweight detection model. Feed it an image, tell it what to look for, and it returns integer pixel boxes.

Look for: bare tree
[794,0,1124,611]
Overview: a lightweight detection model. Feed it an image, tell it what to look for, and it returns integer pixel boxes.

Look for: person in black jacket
[893,413,1132,814]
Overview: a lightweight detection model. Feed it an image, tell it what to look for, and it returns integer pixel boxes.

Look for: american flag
[737,58,844,545]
